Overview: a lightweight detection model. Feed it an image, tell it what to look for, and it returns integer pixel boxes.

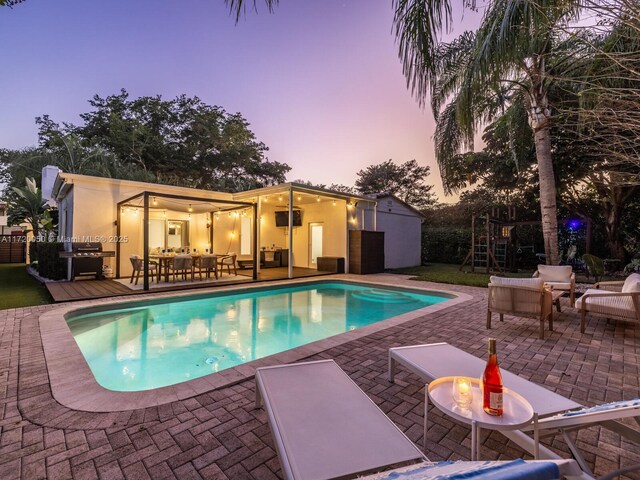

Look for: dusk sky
[0,1,482,201]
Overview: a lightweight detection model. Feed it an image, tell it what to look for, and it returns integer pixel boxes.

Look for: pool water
[66,282,451,391]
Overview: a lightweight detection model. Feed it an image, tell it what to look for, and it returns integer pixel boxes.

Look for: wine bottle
[482,338,504,416]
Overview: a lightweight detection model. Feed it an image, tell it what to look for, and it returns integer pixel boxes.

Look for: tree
[355,159,436,210]
[7,178,49,238]
[36,90,290,192]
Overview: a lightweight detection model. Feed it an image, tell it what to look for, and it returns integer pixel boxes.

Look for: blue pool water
[66,282,451,391]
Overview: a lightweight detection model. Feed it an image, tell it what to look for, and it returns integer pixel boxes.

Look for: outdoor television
[275,210,302,227]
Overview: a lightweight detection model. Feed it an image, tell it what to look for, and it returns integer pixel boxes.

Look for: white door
[309,223,323,268]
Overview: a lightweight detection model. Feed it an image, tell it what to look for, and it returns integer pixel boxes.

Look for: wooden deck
[46,267,333,302]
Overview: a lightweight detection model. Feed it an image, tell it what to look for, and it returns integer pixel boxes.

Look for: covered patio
[116,191,258,291]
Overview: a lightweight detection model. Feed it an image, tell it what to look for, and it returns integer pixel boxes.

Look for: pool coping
[38,275,472,412]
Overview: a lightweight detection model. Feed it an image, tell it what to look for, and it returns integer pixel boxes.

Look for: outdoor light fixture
[163,210,166,217]
[297,195,302,201]
[279,195,283,202]
[230,231,235,238]
[333,200,336,206]
[152,197,157,206]
[316,196,320,202]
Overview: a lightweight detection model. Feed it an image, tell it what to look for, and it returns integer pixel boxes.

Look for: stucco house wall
[369,195,424,269]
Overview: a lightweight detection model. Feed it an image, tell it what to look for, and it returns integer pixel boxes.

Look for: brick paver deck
[1,274,638,479]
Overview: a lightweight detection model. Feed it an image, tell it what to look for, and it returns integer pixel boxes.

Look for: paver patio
[1,274,638,479]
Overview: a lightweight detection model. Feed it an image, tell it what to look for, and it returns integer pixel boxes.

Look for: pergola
[116,191,257,290]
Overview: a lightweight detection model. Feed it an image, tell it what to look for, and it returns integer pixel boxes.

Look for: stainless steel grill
[69,242,104,279]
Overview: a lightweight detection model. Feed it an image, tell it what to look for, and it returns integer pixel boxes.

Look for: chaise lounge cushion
[576,289,636,319]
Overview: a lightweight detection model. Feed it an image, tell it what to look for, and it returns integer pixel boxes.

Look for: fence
[0,235,26,263]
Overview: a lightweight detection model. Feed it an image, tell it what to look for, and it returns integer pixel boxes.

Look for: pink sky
[0,0,483,201]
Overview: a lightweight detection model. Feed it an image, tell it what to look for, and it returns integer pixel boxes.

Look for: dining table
[148,253,230,282]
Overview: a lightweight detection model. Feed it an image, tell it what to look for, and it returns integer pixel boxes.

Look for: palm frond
[224,0,278,22]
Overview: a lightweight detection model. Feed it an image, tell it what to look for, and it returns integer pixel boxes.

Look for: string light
[152,197,157,206]
[332,200,336,206]
[163,210,166,217]
[316,196,320,202]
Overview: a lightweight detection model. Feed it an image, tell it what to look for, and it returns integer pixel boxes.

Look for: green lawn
[0,264,52,309]
[392,263,532,288]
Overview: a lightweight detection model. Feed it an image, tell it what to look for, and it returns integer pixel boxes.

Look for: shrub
[31,242,66,280]
[422,227,471,265]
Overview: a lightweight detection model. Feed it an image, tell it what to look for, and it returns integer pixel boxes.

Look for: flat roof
[233,182,376,204]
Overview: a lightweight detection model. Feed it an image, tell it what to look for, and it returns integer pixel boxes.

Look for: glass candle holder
[452,377,473,409]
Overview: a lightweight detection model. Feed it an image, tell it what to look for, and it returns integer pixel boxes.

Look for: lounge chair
[388,343,640,477]
[533,265,576,307]
[576,273,640,333]
[256,359,593,480]
[255,360,426,479]
[487,276,553,339]
[520,398,640,476]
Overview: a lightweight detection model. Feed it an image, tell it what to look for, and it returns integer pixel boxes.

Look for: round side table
[426,376,536,460]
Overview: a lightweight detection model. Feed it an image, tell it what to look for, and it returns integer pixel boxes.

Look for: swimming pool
[66,282,452,391]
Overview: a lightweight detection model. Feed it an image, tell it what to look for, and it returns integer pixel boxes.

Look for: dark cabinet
[349,230,385,274]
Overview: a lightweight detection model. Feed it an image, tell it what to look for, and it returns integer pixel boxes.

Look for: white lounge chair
[388,343,640,477]
[576,273,640,333]
[533,265,576,307]
[255,360,426,479]
[256,359,594,480]
[487,276,553,339]
[520,398,640,476]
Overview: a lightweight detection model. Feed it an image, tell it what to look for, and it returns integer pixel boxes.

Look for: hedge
[422,227,471,265]
[30,242,67,280]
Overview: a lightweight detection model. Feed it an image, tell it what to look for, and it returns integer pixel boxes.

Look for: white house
[42,166,424,287]
[365,193,425,269]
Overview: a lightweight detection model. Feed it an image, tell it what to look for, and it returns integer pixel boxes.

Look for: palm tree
[8,177,49,238]
[227,0,582,264]
[415,1,592,265]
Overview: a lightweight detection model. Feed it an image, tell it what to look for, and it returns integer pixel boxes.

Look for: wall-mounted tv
[275,210,302,227]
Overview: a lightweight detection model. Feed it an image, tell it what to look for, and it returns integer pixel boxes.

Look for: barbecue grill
[59,242,116,279]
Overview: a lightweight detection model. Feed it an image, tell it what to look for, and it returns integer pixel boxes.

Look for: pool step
[351,289,419,304]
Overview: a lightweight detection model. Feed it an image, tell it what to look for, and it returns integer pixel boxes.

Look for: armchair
[576,273,640,333]
[533,265,576,307]
[487,277,553,339]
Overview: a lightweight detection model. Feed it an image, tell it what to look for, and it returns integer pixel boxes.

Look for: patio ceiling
[120,191,253,214]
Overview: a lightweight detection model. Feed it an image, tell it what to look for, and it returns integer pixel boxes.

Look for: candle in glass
[452,377,473,409]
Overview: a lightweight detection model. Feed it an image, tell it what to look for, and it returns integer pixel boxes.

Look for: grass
[0,264,52,309]
[392,263,532,288]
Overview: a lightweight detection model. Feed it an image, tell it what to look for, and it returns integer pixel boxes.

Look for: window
[240,217,251,255]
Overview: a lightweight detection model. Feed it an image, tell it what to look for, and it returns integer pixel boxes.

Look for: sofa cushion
[622,273,640,293]
[490,276,544,288]
[537,265,573,282]
[576,289,635,319]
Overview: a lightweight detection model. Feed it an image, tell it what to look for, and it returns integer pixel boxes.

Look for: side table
[426,377,537,460]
